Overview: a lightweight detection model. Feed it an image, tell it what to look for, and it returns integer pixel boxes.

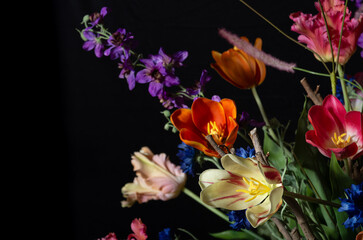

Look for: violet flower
[82,30,105,58]
[186,69,212,96]
[88,7,108,27]
[104,28,134,60]
[238,111,265,129]
[136,49,186,97]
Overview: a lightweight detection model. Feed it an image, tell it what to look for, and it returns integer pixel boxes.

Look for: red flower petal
[328,143,358,160]
[192,98,226,135]
[345,111,363,147]
[322,95,346,132]
[308,104,340,146]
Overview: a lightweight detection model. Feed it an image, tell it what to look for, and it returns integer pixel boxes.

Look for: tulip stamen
[236,177,271,202]
[331,132,351,148]
[207,121,225,145]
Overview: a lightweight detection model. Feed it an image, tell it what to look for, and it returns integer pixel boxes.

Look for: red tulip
[306,95,363,160]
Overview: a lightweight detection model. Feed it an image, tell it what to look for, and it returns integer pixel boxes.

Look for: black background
[49,0,362,239]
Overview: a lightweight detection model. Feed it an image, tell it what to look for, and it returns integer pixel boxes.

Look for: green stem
[293,67,332,77]
[335,0,349,67]
[183,188,229,222]
[283,191,341,208]
[237,131,253,146]
[318,0,336,75]
[251,86,278,141]
[182,188,264,240]
[203,157,223,169]
[330,72,337,96]
[337,64,352,111]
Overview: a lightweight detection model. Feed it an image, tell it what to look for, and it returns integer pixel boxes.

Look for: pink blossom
[97,232,118,240]
[290,0,363,64]
[121,147,187,207]
[127,218,148,240]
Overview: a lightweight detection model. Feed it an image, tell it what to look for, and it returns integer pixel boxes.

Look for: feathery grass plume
[219,28,296,73]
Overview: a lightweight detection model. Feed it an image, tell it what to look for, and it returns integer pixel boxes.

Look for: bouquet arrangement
[77,0,363,239]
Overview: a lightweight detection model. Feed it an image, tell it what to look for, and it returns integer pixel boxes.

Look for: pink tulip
[121,147,187,207]
[127,218,148,240]
[306,95,363,160]
[290,0,363,64]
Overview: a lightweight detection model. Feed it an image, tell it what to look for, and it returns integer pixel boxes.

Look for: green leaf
[332,201,356,240]
[329,153,353,200]
[209,230,252,239]
[263,129,286,170]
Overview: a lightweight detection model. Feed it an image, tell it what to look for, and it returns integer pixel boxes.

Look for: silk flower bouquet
[77,0,363,239]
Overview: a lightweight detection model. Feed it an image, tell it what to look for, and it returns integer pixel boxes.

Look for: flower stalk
[337,64,352,111]
[283,191,341,208]
[182,188,265,240]
[251,86,278,141]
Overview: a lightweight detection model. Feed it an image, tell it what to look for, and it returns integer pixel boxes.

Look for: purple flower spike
[82,30,104,58]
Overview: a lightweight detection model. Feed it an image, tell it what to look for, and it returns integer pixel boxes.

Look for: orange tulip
[170,97,239,158]
[211,37,266,89]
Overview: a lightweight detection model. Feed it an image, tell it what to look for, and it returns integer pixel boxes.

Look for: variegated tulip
[199,154,283,228]
[121,147,186,207]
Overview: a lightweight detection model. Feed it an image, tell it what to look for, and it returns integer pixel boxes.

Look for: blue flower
[338,182,363,230]
[235,146,255,158]
[159,228,173,240]
[176,142,196,177]
[227,210,251,230]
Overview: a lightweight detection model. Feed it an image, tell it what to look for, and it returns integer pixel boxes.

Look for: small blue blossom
[227,210,251,230]
[176,142,196,177]
[235,146,255,158]
[159,228,173,240]
[338,182,363,230]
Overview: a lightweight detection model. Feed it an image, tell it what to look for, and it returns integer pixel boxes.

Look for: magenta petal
[322,95,346,132]
[328,143,358,160]
[308,105,340,145]
[306,130,332,158]
[345,111,363,147]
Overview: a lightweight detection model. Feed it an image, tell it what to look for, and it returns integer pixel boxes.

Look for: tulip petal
[179,128,218,157]
[192,98,226,135]
[246,187,283,228]
[258,163,282,185]
[345,111,363,147]
[306,130,332,158]
[225,116,239,147]
[221,49,256,89]
[328,143,359,160]
[221,154,266,182]
[170,108,197,132]
[200,180,267,210]
[308,105,341,147]
[199,169,233,189]
[322,95,346,132]
[220,99,237,120]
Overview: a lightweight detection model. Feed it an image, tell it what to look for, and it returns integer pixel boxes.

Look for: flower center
[207,121,225,145]
[331,132,351,148]
[236,177,271,202]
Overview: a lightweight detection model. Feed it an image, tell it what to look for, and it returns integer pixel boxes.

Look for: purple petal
[164,75,180,87]
[82,41,96,51]
[148,81,163,97]
[94,43,104,58]
[136,70,153,83]
[126,71,136,90]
